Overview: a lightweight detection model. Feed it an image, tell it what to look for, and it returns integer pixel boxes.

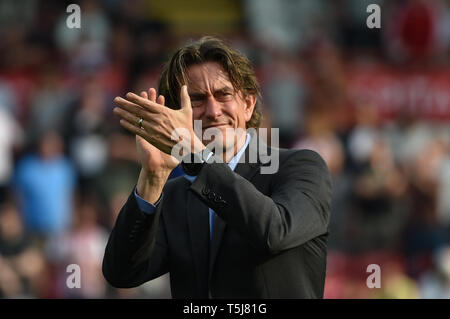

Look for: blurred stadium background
[1,0,450,298]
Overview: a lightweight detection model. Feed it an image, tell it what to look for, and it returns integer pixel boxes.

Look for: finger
[125,92,163,112]
[140,91,148,99]
[119,118,152,142]
[113,102,149,123]
[120,118,172,155]
[114,97,158,119]
[114,105,159,127]
[157,95,165,106]
[113,106,143,126]
[180,85,191,112]
[149,88,157,103]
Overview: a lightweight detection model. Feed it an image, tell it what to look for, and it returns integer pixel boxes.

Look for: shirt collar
[183,132,251,181]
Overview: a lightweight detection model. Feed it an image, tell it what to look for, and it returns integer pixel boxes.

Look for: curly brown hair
[157,36,262,129]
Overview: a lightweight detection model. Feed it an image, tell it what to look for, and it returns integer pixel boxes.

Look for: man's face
[186,62,256,153]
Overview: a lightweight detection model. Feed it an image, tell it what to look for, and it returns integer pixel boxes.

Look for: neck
[222,131,247,163]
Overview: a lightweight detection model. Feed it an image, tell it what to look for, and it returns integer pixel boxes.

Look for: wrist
[142,167,171,182]
[136,168,170,204]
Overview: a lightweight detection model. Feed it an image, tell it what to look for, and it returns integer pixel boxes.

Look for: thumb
[180,85,191,112]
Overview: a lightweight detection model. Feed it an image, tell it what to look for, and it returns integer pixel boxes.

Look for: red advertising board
[346,63,450,122]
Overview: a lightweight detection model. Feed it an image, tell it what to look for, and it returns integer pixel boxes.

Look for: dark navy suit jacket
[102,136,333,298]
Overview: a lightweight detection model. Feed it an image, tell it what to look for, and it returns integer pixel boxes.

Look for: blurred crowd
[1,0,450,298]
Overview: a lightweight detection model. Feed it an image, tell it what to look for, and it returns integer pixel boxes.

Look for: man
[103,36,332,298]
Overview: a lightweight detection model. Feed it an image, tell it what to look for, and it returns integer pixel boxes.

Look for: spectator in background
[344,106,410,253]
[0,105,23,203]
[436,152,450,227]
[401,133,449,277]
[13,130,76,238]
[419,245,450,298]
[244,0,331,52]
[66,75,110,190]
[27,65,71,142]
[262,53,306,147]
[301,40,351,144]
[54,0,110,72]
[46,196,108,298]
[0,79,18,115]
[350,138,409,252]
[0,201,48,298]
[383,0,450,64]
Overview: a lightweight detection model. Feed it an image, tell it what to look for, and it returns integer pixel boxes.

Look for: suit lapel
[186,188,210,297]
[208,134,266,281]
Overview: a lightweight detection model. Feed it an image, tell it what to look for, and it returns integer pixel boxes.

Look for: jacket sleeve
[102,190,169,288]
[189,149,333,254]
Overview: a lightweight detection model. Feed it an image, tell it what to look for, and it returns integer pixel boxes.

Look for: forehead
[186,62,232,91]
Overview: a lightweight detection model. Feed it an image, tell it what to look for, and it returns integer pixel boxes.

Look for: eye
[191,100,203,107]
[189,95,205,107]
[216,91,233,100]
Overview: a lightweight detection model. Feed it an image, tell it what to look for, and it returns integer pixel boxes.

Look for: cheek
[224,102,245,121]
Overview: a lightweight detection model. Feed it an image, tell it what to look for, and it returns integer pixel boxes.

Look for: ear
[243,94,257,123]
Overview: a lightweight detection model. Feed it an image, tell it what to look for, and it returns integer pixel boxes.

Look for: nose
[204,96,222,120]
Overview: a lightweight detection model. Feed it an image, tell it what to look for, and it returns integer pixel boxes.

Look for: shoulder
[267,147,332,193]
[272,147,329,173]
[280,148,326,163]
[270,148,333,206]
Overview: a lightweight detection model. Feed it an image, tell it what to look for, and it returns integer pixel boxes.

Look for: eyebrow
[189,92,207,99]
[188,86,234,98]
[214,87,234,94]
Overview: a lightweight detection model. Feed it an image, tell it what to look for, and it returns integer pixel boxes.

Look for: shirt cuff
[134,187,162,214]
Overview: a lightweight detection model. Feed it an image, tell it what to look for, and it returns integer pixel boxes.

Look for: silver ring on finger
[137,118,144,128]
